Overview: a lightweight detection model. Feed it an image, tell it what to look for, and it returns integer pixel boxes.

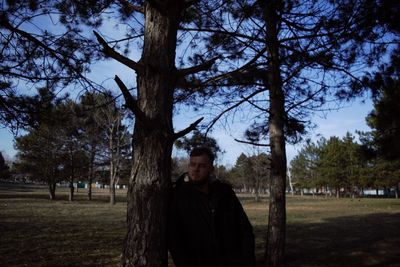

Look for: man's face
[188,154,214,185]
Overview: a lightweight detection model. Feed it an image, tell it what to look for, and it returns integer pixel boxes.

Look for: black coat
[168,175,256,267]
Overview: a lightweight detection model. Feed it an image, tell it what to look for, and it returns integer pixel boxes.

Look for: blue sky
[1,12,376,166]
[0,97,373,165]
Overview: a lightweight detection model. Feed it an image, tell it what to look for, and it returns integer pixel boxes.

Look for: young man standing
[168,147,256,267]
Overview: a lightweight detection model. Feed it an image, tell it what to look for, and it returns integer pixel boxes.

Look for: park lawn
[1,184,400,266]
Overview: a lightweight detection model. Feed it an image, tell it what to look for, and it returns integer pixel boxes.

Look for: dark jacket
[168,174,256,267]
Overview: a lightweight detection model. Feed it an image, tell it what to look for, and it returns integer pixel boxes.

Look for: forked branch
[177,56,219,77]
[94,31,143,72]
[114,75,146,122]
[174,117,204,140]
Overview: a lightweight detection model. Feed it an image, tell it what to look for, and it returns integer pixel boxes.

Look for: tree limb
[177,56,219,77]
[205,88,267,135]
[177,47,267,92]
[94,31,143,72]
[180,27,264,43]
[114,75,146,122]
[1,18,98,88]
[174,117,204,140]
[234,138,270,147]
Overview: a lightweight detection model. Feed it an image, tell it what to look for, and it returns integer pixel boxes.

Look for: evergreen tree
[2,2,221,264]
[195,1,398,263]
[175,129,222,160]
[0,152,10,180]
[14,87,69,199]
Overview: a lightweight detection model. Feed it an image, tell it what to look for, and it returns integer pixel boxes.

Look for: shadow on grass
[0,220,125,266]
[254,213,400,267]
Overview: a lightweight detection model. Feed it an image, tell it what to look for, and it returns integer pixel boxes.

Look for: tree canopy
[2,1,400,266]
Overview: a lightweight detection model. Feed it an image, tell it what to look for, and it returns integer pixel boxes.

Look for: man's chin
[190,178,208,186]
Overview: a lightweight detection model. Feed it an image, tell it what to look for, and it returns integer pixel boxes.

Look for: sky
[186,98,373,167]
[0,11,376,167]
[0,96,373,167]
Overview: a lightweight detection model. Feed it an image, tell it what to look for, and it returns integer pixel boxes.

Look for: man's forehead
[190,155,212,164]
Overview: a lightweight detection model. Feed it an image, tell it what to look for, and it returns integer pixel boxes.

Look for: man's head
[188,147,215,186]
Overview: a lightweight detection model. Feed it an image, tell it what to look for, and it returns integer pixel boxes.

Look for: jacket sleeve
[232,190,256,267]
[167,191,191,267]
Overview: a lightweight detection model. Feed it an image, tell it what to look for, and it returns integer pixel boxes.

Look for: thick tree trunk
[264,1,286,266]
[120,3,179,267]
[265,2,287,266]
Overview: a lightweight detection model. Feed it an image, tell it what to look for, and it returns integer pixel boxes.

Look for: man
[168,147,256,267]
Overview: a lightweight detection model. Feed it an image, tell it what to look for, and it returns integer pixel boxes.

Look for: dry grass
[1,183,400,266]
[243,196,400,266]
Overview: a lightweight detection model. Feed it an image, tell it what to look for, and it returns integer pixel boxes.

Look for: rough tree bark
[95,1,213,265]
[264,1,287,266]
[119,2,181,266]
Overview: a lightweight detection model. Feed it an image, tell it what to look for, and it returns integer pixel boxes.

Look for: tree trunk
[69,178,74,202]
[110,158,116,205]
[88,176,93,200]
[48,182,56,200]
[288,174,294,196]
[110,183,116,205]
[87,148,95,200]
[120,3,179,267]
[265,2,287,266]
[110,160,116,205]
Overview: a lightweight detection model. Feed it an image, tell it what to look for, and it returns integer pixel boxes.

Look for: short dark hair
[190,147,215,164]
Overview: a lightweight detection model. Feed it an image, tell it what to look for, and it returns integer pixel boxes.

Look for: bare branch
[245,98,269,112]
[234,138,270,147]
[205,88,266,135]
[94,31,142,72]
[1,18,99,88]
[178,47,267,92]
[180,27,264,43]
[1,18,58,59]
[177,56,219,76]
[174,117,204,140]
[114,75,146,122]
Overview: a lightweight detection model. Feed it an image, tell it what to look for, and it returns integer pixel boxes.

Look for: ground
[1,183,400,266]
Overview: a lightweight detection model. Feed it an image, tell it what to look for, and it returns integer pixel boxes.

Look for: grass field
[1,183,400,267]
